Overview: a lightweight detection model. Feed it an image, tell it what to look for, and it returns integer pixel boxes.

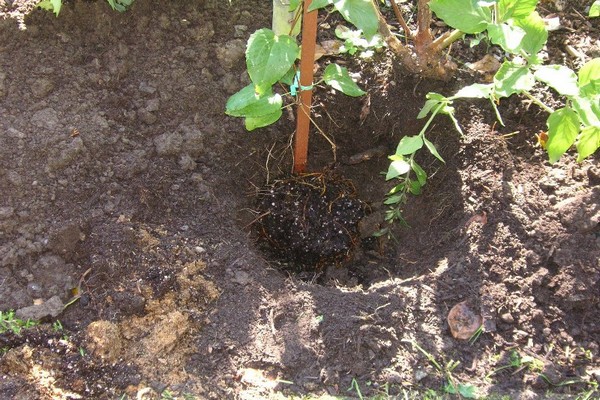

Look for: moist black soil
[255,173,366,268]
[0,0,599,399]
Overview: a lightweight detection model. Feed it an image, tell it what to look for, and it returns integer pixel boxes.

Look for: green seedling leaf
[37,0,62,16]
[424,137,445,163]
[308,0,333,11]
[330,0,380,39]
[226,84,283,118]
[452,83,493,99]
[409,180,422,195]
[245,110,283,131]
[289,0,301,11]
[246,29,299,94]
[590,0,600,17]
[576,125,600,161]
[513,11,547,57]
[430,0,491,33]
[498,0,539,21]
[546,107,580,163]
[494,61,534,97]
[487,23,526,53]
[458,383,478,398]
[386,159,411,180]
[411,160,427,185]
[535,65,579,96]
[418,98,442,119]
[578,58,600,96]
[323,63,366,96]
[395,135,424,155]
[280,67,297,86]
[384,193,404,205]
[572,96,600,127]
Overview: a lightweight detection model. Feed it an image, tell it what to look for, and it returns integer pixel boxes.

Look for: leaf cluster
[37,0,133,16]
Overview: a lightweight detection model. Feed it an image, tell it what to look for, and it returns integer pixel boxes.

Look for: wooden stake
[293,0,318,174]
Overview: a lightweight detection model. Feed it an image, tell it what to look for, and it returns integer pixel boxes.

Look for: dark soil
[0,0,599,399]
[256,173,366,268]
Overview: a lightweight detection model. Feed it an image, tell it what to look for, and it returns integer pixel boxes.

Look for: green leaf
[590,0,600,17]
[418,99,442,119]
[245,110,283,131]
[395,135,424,155]
[513,11,547,56]
[329,0,380,39]
[546,107,581,163]
[498,0,538,21]
[308,0,333,11]
[280,67,297,86]
[424,137,445,163]
[411,160,427,185]
[494,61,535,97]
[384,193,404,205]
[572,96,600,127]
[535,65,579,96]
[487,23,526,53]
[578,58,600,96]
[429,0,492,34]
[452,83,493,99]
[386,159,411,180]
[37,0,62,16]
[246,29,299,94]
[457,383,478,398]
[225,84,283,118]
[576,125,600,161]
[323,63,366,96]
[289,0,301,11]
[409,180,422,195]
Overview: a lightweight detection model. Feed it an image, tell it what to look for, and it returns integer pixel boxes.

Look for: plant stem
[430,29,464,52]
[523,91,555,114]
[293,0,318,174]
[390,0,413,42]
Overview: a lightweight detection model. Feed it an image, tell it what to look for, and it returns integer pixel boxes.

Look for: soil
[0,0,599,399]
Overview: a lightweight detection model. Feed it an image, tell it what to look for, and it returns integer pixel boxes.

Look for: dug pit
[255,173,367,268]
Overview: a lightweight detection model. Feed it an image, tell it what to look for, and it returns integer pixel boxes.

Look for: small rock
[215,39,246,69]
[145,98,160,112]
[139,82,157,94]
[154,132,184,156]
[31,78,54,98]
[31,107,60,129]
[15,295,64,320]
[48,222,84,257]
[447,301,482,340]
[234,24,248,38]
[179,153,196,171]
[414,369,428,382]
[232,270,251,286]
[554,188,600,232]
[138,109,157,125]
[86,320,123,363]
[47,137,87,171]
[0,206,15,219]
[500,312,515,324]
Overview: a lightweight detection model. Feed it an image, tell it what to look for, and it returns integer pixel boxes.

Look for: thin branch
[430,29,464,52]
[390,0,413,42]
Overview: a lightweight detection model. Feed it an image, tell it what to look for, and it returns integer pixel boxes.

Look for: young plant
[0,310,37,335]
[225,0,370,172]
[383,0,599,225]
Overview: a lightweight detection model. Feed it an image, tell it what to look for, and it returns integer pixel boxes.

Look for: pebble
[501,312,514,324]
[16,295,64,320]
[215,39,246,69]
[31,107,59,129]
[232,270,250,286]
